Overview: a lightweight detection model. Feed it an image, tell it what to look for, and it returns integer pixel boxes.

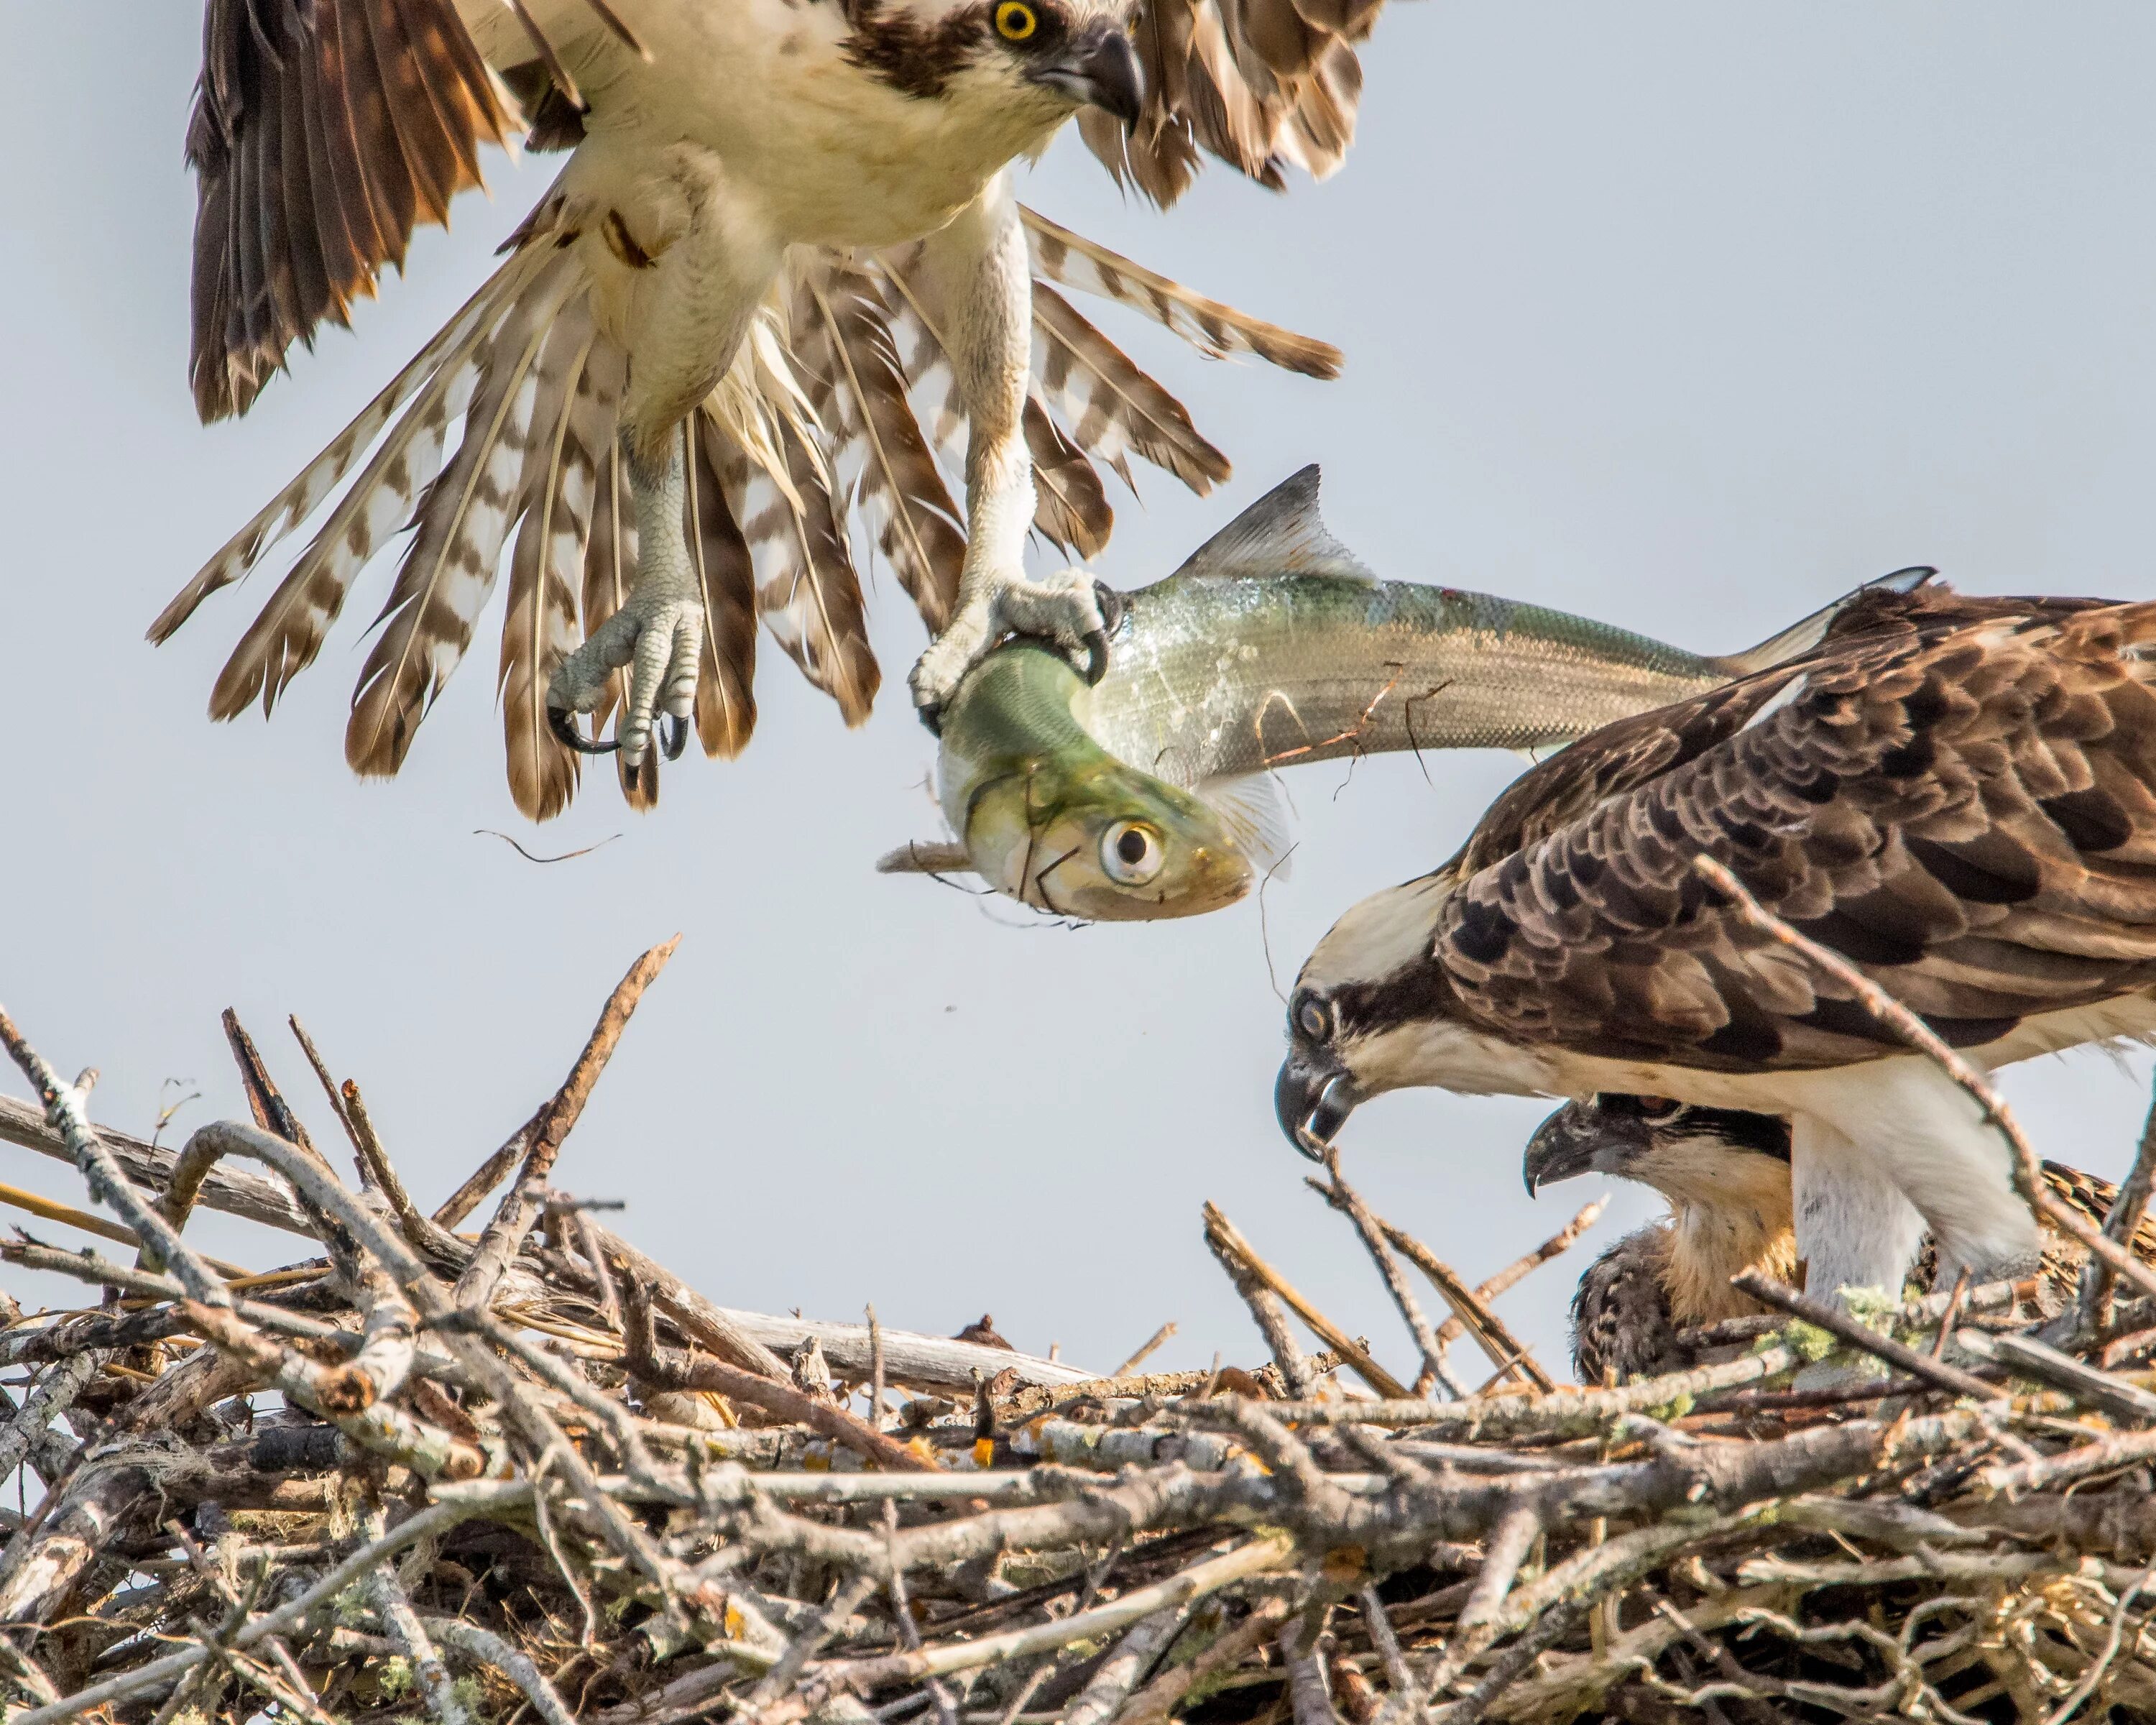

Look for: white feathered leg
[545,150,783,765]
[1789,1114,1928,1388]
[1779,1057,2046,1289]
[1790,1116,1928,1305]
[907,172,1105,724]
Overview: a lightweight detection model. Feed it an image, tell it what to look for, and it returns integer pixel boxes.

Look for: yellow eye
[995,0,1038,40]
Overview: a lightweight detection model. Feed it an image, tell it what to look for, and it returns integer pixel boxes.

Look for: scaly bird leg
[907,175,1106,732]
[547,429,703,765]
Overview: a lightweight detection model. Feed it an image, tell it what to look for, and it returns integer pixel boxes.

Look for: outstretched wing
[1079,0,1382,205]
[1435,589,2156,1072]
[155,198,1340,820]
[186,0,642,423]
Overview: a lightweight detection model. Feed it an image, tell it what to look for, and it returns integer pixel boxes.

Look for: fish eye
[1292,990,1332,1043]
[995,1,1038,40]
[1100,820,1164,886]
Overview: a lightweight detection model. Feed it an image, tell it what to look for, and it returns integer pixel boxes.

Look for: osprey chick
[1276,584,2156,1316]
[1523,1093,2153,1384]
[157,0,1374,813]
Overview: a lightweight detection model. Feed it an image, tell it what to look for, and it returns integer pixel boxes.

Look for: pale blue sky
[4,4,2154,1377]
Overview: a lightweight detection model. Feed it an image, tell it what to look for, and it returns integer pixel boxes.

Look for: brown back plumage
[1437,587,2156,1072]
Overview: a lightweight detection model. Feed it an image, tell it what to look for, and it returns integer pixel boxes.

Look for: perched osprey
[154,0,1373,815]
[1275,584,2156,1314]
[1522,1093,2151,1385]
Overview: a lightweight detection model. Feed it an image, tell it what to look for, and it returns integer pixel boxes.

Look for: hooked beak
[1030,24,1143,130]
[1275,1057,1358,1162]
[1522,1102,1601,1197]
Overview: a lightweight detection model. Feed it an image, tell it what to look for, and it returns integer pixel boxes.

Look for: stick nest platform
[2,938,2155,1725]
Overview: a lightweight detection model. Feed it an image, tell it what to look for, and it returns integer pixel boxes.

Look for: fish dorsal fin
[1717,566,1937,676]
[876,840,976,877]
[1198,770,1296,878]
[1170,466,1376,586]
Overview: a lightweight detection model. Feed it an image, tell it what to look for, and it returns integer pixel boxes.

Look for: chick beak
[1275,1058,1356,1162]
[1031,24,1143,130]
[1522,1103,1600,1197]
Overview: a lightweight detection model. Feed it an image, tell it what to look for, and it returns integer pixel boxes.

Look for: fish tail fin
[1713,566,1937,676]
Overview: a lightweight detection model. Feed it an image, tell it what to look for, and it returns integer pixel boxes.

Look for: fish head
[960,752,1253,921]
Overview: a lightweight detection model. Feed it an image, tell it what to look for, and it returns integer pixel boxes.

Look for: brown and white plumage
[1525,1095,2156,1384]
[157,198,1338,816]
[161,0,1381,809]
[1281,584,2156,1315]
[185,0,525,425]
[1076,0,1375,205]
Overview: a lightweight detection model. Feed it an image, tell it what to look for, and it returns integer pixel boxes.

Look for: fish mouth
[1275,1057,1357,1160]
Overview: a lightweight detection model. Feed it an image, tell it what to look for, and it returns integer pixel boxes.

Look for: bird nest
[1,937,2155,1725]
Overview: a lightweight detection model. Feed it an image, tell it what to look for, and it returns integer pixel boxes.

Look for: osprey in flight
[1276,584,2156,1315]
[1522,1093,2152,1385]
[153,0,1372,815]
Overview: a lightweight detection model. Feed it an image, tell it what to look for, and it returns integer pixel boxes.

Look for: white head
[1522,1096,1796,1221]
[1273,873,1552,1158]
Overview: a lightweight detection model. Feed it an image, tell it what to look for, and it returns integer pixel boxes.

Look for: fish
[897,643,1256,922]
[880,466,1927,921]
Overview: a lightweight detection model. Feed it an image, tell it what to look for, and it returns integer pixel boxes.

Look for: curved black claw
[1079,629,1110,688]
[1092,579,1128,636]
[548,705,619,756]
[659,713,689,761]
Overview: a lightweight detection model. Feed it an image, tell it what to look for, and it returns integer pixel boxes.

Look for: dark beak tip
[1275,1062,1353,1160]
[1090,31,1143,129]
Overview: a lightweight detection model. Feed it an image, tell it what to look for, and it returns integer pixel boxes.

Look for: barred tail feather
[152,249,548,645]
[1031,283,1227,494]
[688,415,758,760]
[877,257,1112,555]
[1020,207,1340,379]
[499,326,610,822]
[727,431,878,725]
[800,269,965,634]
[576,441,659,809]
[856,258,968,465]
[200,304,492,721]
[346,259,584,776]
[1024,396,1113,558]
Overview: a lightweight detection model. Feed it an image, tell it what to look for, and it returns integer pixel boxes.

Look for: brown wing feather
[2038,1160,2156,1269]
[1569,1230,1687,1386]
[1439,589,2156,1072]
[188,0,515,423]
[1096,0,1386,206]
